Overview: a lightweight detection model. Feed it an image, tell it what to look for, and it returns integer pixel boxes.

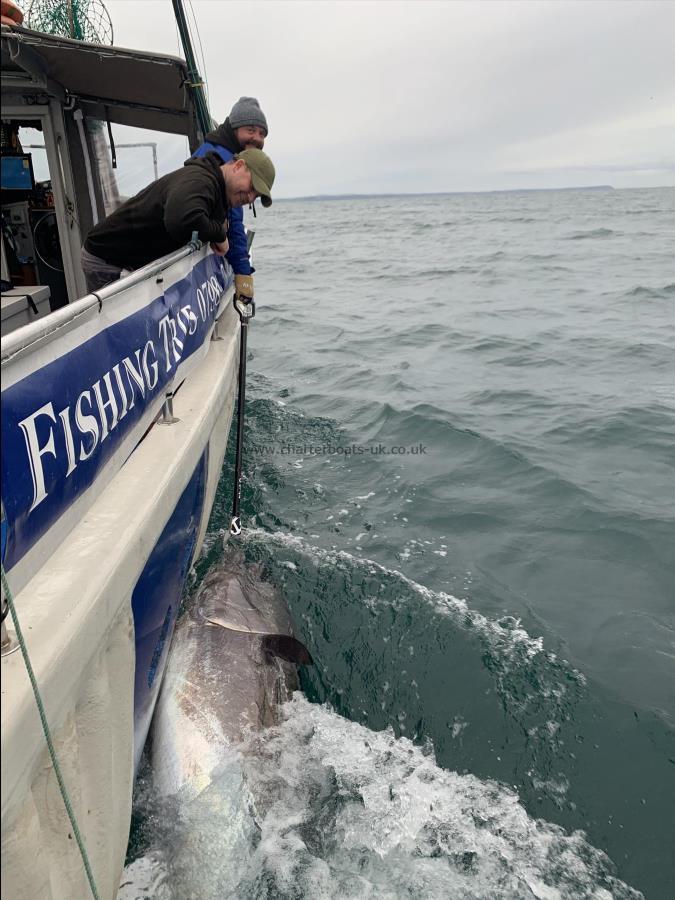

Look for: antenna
[26,0,113,45]
[171,0,212,139]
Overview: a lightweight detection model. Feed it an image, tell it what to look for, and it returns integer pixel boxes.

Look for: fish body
[150,552,311,800]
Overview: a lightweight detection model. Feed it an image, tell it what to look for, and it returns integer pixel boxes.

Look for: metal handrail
[1,242,205,365]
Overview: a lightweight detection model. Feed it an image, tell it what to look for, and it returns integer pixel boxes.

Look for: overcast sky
[105,0,675,197]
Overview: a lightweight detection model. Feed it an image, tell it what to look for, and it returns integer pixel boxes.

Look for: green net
[26,0,113,44]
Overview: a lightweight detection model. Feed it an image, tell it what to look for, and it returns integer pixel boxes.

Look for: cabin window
[86,120,190,215]
[15,128,50,182]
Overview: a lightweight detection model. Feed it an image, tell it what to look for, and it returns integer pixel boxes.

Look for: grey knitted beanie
[229,97,268,135]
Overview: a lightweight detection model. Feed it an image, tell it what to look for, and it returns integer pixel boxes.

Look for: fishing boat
[1,8,242,897]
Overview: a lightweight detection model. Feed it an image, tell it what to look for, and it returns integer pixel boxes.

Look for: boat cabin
[1,24,202,333]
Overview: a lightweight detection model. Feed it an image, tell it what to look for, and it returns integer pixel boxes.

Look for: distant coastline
[280,185,618,202]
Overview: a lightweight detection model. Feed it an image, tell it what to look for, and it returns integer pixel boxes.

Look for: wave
[486,216,540,224]
[467,388,559,411]
[372,266,461,281]
[238,393,634,520]
[383,321,463,346]
[241,390,675,530]
[241,528,587,752]
[458,335,566,367]
[461,335,544,353]
[474,250,508,261]
[624,283,675,300]
[518,253,560,261]
[564,228,617,240]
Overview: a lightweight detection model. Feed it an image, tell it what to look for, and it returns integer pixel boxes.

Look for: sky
[103,0,675,197]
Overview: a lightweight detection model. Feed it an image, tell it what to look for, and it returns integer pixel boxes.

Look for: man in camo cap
[81,148,274,293]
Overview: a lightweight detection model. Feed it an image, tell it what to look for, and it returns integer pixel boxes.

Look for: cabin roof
[1,26,201,140]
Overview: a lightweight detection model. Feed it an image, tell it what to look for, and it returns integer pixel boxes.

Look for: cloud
[105,0,675,194]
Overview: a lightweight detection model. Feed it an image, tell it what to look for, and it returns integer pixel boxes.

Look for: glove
[234,273,254,303]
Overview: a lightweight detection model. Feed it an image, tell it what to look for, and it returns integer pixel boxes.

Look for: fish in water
[150,550,313,801]
[117,554,313,898]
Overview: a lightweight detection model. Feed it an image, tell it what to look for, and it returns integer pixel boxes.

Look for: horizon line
[275,184,674,202]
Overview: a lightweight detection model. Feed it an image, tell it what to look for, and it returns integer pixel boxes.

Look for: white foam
[246,697,641,898]
[117,852,172,899]
[122,696,641,899]
[451,717,469,738]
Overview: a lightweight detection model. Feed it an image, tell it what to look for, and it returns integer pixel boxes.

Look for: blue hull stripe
[131,447,208,771]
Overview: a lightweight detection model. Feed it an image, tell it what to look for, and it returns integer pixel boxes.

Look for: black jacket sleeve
[163,168,227,245]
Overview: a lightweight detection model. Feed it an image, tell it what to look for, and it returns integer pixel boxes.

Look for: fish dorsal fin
[261,635,314,666]
[203,616,313,664]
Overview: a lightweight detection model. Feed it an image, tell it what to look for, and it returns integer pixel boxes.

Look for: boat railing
[1,242,229,364]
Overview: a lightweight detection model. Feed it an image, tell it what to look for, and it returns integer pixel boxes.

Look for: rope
[1,564,101,900]
[187,0,211,106]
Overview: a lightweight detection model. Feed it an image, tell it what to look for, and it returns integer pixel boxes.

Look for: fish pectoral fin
[261,634,314,666]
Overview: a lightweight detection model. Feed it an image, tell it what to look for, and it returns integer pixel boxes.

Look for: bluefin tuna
[150,550,312,800]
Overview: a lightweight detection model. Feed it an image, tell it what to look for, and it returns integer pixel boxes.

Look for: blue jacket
[192,141,253,275]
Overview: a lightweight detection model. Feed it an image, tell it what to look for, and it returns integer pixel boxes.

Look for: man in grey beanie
[192,97,269,302]
[228,97,268,147]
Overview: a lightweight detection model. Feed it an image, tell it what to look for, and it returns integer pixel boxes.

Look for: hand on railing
[210,238,229,256]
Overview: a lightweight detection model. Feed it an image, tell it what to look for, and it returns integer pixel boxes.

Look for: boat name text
[16,277,222,512]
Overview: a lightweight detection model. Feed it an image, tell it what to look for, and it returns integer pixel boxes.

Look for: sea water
[121,187,674,899]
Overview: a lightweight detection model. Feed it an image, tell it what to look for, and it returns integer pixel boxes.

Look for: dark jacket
[192,117,252,276]
[84,153,228,270]
[204,118,240,154]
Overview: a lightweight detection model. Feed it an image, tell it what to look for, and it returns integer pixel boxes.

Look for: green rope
[1,564,101,900]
